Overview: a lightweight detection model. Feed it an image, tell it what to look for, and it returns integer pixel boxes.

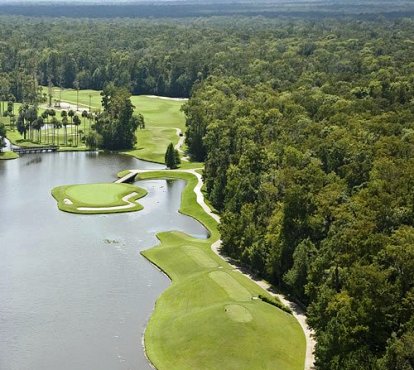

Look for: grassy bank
[0,151,19,160]
[137,171,305,370]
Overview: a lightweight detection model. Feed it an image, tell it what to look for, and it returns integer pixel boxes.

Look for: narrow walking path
[131,167,316,370]
[174,128,189,161]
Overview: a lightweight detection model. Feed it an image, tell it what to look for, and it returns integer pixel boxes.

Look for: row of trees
[184,18,414,370]
[16,106,93,146]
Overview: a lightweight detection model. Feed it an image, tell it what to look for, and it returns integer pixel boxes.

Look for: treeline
[1,15,414,103]
[1,1,414,19]
[184,19,414,369]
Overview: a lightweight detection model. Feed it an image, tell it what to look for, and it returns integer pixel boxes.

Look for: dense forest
[0,1,414,18]
[183,18,414,370]
[1,13,414,369]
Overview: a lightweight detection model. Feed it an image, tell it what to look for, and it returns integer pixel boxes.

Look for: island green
[52,183,147,214]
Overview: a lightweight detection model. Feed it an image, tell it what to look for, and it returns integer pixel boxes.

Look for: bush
[258,294,292,314]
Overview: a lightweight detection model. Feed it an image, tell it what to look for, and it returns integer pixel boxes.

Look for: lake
[0,152,208,370]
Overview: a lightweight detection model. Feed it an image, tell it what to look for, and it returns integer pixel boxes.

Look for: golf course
[48,87,190,164]
[2,87,194,165]
[5,89,308,369]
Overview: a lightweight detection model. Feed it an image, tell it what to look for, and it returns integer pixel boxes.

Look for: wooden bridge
[12,146,59,154]
[115,170,139,184]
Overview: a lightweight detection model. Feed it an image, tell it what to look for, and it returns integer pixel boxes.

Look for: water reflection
[24,156,42,166]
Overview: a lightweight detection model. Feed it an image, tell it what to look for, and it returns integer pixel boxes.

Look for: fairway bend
[131,168,316,370]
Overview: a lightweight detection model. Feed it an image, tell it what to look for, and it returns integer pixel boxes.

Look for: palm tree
[33,116,44,143]
[18,104,29,139]
[81,110,88,135]
[62,116,68,146]
[73,115,81,146]
[60,110,67,145]
[24,105,37,141]
[48,109,56,144]
[68,109,75,144]
[51,117,60,146]
[41,110,49,144]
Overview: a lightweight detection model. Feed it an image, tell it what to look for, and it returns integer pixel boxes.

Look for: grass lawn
[0,151,19,160]
[124,127,178,163]
[137,171,306,370]
[43,87,191,164]
[51,183,147,214]
[48,87,102,110]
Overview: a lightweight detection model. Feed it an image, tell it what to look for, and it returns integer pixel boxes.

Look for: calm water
[0,152,208,370]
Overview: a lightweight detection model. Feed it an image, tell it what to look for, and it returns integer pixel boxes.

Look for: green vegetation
[0,151,18,160]
[124,126,178,163]
[51,183,147,214]
[45,88,186,163]
[137,171,305,370]
[184,20,414,369]
[164,142,180,169]
[2,90,187,161]
[1,13,414,368]
[94,84,143,150]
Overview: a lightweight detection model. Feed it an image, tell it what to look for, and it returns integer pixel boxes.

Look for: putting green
[51,183,147,214]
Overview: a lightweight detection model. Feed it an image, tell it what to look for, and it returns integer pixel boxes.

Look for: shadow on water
[0,152,208,370]
[24,156,42,166]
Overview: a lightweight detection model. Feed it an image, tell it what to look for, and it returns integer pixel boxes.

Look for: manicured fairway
[44,87,188,163]
[138,171,306,370]
[51,183,147,214]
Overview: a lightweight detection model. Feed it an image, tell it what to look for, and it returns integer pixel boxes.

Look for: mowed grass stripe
[182,245,219,269]
[209,270,252,301]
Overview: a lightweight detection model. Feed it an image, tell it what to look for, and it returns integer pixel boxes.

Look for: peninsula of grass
[51,183,147,214]
[137,171,306,370]
[0,151,19,160]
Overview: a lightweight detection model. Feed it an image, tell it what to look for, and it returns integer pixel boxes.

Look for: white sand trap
[145,95,188,101]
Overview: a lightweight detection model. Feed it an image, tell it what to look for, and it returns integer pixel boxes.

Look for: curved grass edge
[51,183,147,214]
[137,171,218,240]
[137,171,306,370]
[0,151,19,160]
